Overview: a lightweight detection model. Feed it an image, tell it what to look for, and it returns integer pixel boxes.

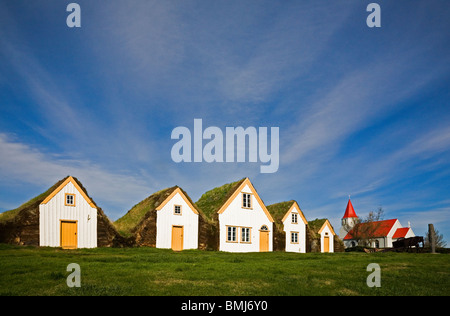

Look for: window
[260,225,268,231]
[227,226,237,242]
[291,232,299,244]
[241,227,251,243]
[291,213,298,224]
[174,205,181,215]
[242,193,251,208]
[65,194,75,206]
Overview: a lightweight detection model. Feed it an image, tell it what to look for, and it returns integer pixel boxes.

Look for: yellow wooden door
[171,226,183,251]
[61,221,77,249]
[259,231,269,252]
[324,236,330,253]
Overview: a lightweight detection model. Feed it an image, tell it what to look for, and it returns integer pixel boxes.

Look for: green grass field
[0,244,448,296]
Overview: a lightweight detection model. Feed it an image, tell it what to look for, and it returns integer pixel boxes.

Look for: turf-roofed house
[196,177,274,253]
[0,176,122,248]
[267,200,308,253]
[115,186,209,251]
[308,219,339,253]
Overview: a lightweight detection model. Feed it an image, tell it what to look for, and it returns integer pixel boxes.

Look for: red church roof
[392,227,410,239]
[342,199,358,218]
[344,219,398,240]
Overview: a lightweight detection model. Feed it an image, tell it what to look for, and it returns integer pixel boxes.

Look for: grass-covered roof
[0,176,123,247]
[266,200,296,231]
[307,218,337,240]
[114,185,206,238]
[195,178,246,222]
[114,186,178,237]
[0,183,62,223]
[0,176,97,223]
[308,218,327,234]
[267,201,296,222]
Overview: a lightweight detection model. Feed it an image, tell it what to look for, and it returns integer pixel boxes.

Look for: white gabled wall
[283,204,306,253]
[156,191,199,250]
[39,180,97,248]
[218,183,273,252]
[320,223,334,253]
[385,219,402,247]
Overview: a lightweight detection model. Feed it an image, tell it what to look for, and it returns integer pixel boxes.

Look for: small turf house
[317,219,336,253]
[155,187,201,251]
[267,201,308,253]
[0,176,122,248]
[196,178,274,253]
[39,176,98,249]
[115,186,206,251]
[308,218,338,253]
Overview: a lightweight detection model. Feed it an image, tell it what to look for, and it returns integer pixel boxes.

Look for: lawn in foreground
[0,244,448,296]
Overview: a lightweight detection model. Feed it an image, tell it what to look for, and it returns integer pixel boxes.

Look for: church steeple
[339,197,359,239]
[342,198,357,219]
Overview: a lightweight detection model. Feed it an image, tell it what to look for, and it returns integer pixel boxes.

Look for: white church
[339,199,415,248]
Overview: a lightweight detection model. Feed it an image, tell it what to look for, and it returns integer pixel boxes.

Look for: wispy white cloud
[0,133,152,219]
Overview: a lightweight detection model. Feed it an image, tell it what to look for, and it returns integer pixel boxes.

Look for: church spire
[342,198,358,219]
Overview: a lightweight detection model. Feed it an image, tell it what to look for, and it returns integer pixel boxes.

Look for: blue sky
[1,0,449,243]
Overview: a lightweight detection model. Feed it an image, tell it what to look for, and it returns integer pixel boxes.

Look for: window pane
[243,193,251,208]
[228,227,236,241]
[291,232,298,243]
[241,227,250,242]
[66,195,74,205]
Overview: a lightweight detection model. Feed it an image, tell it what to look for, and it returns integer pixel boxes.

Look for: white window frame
[291,232,299,244]
[65,193,75,206]
[174,205,182,215]
[241,227,251,243]
[227,226,237,242]
[242,193,252,209]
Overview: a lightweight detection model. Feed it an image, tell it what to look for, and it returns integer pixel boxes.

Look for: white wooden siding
[283,205,306,253]
[320,224,334,253]
[156,192,198,250]
[39,181,97,248]
[219,184,273,252]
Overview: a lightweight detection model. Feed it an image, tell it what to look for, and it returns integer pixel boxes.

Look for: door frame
[259,226,270,252]
[60,220,78,249]
[323,236,330,253]
[171,225,184,251]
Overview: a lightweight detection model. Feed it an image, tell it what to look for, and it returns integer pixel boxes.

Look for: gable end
[40,176,96,208]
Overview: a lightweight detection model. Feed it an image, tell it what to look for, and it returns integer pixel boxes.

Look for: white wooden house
[155,187,199,251]
[281,201,308,253]
[214,178,274,252]
[39,176,97,249]
[267,200,308,252]
[115,186,202,251]
[318,219,336,253]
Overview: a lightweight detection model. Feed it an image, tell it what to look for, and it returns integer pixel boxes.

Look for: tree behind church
[347,207,384,247]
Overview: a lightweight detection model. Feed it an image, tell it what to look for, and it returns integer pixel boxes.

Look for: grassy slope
[114,187,177,237]
[0,178,67,223]
[195,178,245,222]
[267,201,295,231]
[0,244,448,296]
